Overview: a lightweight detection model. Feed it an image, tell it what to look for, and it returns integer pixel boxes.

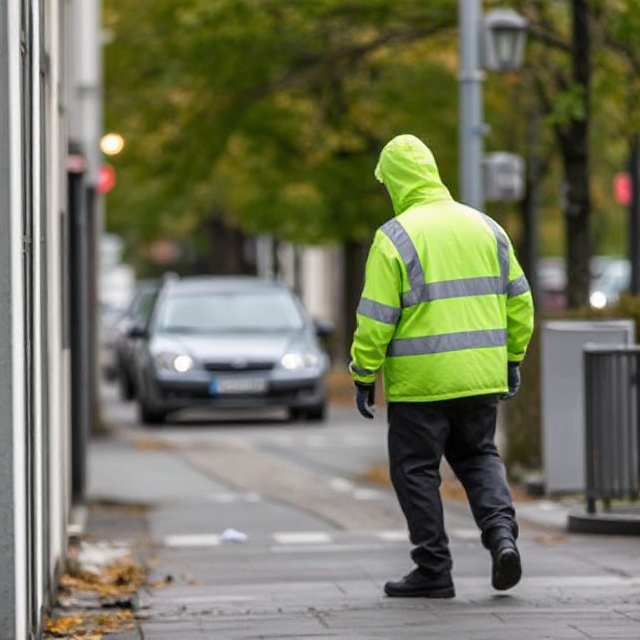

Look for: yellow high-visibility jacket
[350,134,534,402]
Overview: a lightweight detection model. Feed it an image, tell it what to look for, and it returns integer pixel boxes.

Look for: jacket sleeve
[349,235,402,384]
[505,242,535,363]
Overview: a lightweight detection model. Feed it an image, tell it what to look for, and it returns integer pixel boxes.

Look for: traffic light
[97,164,116,194]
[484,152,525,202]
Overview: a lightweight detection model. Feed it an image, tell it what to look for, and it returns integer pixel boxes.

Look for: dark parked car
[536,256,567,310]
[128,275,331,425]
[99,301,128,382]
[112,279,160,400]
[536,255,631,310]
[589,257,630,309]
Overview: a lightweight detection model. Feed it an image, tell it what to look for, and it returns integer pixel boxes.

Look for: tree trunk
[203,217,255,275]
[341,240,369,365]
[519,109,542,307]
[563,0,591,309]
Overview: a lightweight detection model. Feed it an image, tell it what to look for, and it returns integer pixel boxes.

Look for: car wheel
[139,405,166,426]
[118,367,136,401]
[288,404,326,423]
[137,392,166,426]
[304,403,326,422]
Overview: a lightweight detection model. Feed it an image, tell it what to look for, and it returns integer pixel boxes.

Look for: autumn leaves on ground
[44,555,144,639]
[44,504,148,640]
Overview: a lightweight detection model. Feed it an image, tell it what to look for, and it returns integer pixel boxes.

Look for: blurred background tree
[104,0,639,301]
[103,0,457,248]
[103,0,459,352]
[102,0,640,472]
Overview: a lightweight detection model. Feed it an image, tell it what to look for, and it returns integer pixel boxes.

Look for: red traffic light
[613,172,631,206]
[97,164,116,194]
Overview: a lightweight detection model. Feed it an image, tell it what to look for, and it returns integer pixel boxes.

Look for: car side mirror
[127,325,148,339]
[314,319,334,338]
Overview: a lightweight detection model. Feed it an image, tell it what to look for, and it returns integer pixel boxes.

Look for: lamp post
[458,2,528,210]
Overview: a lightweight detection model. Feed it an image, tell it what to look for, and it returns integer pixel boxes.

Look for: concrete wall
[0,1,73,637]
[0,3,23,635]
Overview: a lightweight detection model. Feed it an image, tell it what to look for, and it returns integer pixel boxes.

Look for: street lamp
[458,2,528,209]
[483,8,528,71]
[100,132,125,156]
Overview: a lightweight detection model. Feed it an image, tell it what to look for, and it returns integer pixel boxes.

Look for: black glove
[355,381,376,419]
[501,362,521,400]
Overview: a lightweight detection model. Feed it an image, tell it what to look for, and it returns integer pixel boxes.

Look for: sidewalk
[44,398,640,640]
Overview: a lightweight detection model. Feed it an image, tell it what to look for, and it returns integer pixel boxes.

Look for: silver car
[129,275,331,425]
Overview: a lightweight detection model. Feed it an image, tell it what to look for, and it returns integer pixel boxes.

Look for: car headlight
[154,352,195,373]
[280,352,321,370]
[589,290,607,309]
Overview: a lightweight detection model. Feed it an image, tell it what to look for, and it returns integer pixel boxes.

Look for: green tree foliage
[495,1,640,305]
[103,0,459,248]
[104,1,640,266]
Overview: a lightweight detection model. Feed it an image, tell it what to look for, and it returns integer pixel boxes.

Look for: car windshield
[591,260,630,294]
[129,287,158,323]
[157,290,305,333]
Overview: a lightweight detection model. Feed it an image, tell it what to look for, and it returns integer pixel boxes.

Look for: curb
[567,505,640,535]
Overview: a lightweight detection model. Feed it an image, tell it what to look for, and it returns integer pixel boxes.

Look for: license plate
[209,377,267,396]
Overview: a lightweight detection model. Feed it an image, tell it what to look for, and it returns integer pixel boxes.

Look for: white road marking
[164,534,222,547]
[330,477,354,492]
[205,493,239,503]
[272,532,332,544]
[162,528,478,550]
[352,488,383,500]
[449,527,480,540]
[377,530,409,541]
[206,492,262,503]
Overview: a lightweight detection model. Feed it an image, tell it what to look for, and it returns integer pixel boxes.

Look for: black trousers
[387,395,517,578]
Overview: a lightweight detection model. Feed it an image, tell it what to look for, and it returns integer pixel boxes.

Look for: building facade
[0,1,100,637]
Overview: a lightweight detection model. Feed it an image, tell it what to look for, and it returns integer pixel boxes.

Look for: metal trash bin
[541,319,635,493]
[583,344,640,514]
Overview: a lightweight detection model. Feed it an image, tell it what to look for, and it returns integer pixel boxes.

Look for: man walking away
[349,134,534,598]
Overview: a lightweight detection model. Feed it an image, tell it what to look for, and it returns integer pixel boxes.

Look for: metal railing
[583,345,640,514]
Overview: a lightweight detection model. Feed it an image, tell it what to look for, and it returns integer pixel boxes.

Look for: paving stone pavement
[54,392,640,640]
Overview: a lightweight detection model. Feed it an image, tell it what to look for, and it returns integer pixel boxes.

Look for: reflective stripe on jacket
[350,134,534,402]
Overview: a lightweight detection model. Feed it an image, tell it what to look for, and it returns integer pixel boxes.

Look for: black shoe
[384,568,455,598]
[491,538,522,591]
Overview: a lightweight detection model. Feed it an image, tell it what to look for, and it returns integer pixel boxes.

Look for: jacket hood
[374,134,452,215]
